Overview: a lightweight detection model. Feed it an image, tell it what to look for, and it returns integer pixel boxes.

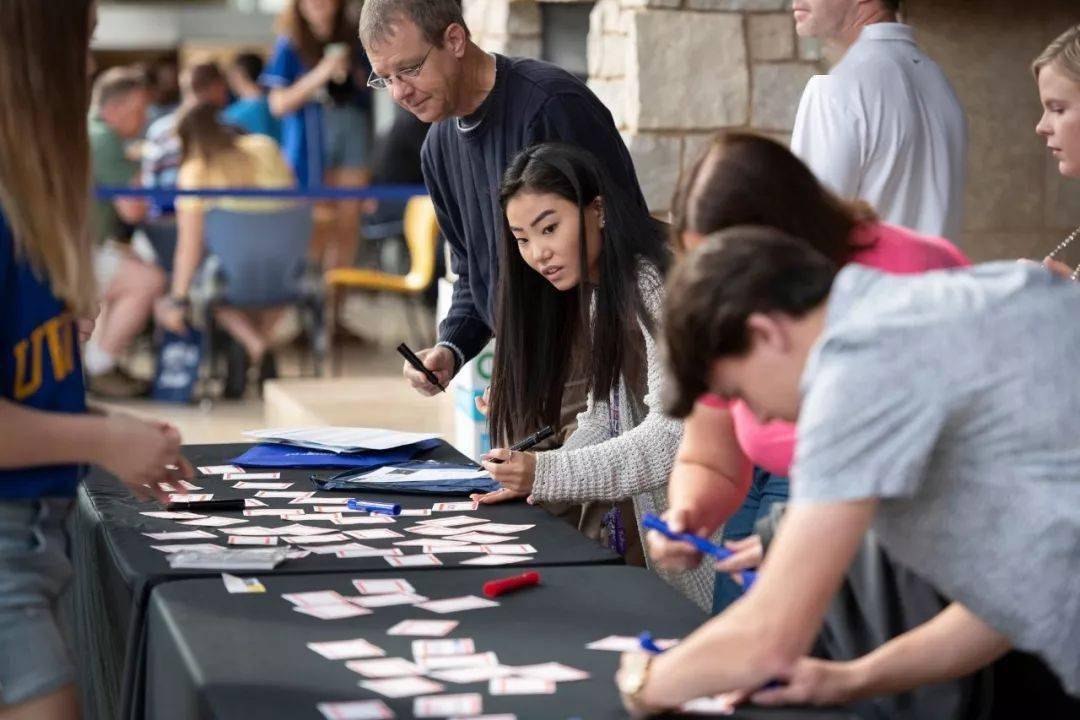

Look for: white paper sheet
[307,638,386,660]
[356,466,491,484]
[315,699,393,720]
[243,426,441,452]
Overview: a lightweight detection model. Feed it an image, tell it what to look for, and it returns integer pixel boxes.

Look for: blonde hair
[1033,25,1080,84]
[0,1,96,315]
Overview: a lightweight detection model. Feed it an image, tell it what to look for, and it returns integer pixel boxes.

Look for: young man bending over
[618,226,1080,716]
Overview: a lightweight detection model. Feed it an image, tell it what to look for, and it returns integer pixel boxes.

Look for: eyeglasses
[367,46,434,90]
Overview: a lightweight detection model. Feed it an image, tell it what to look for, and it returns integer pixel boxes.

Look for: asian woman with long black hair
[473,142,714,609]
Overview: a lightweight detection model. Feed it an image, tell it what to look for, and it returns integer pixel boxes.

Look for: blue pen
[642,513,757,590]
[347,499,402,515]
[638,631,665,655]
[640,628,784,691]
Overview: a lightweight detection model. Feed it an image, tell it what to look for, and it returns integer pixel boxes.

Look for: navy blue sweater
[421,54,646,367]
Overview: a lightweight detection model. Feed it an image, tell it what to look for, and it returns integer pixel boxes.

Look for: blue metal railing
[95,184,429,202]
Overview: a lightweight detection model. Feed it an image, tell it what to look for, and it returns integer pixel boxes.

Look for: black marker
[488,426,555,464]
[167,498,245,512]
[397,342,446,393]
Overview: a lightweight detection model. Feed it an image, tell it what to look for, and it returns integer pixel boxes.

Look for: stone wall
[591,0,830,211]
[464,0,543,58]
[465,0,826,213]
[464,0,1080,258]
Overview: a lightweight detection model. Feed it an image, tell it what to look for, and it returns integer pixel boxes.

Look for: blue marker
[638,631,666,655]
[642,513,757,590]
[640,628,782,690]
[347,499,402,515]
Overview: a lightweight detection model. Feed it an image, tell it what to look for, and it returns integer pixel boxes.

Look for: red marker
[483,571,540,598]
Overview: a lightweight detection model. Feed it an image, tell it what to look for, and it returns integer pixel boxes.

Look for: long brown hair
[0,0,96,315]
[672,131,877,265]
[277,0,355,68]
[177,102,243,165]
[489,143,670,445]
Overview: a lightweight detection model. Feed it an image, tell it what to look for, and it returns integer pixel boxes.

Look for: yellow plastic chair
[324,196,439,374]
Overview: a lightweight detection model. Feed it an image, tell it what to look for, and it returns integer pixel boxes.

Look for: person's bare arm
[170,205,205,298]
[625,500,877,712]
[0,399,193,501]
[0,399,112,470]
[668,402,753,524]
[267,54,343,117]
[749,603,1011,707]
[648,402,752,571]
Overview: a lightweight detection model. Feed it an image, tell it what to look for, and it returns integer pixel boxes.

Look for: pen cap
[396,343,423,365]
[641,513,667,534]
[483,571,540,598]
[347,499,402,515]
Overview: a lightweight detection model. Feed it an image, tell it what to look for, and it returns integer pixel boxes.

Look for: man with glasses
[359,0,648,394]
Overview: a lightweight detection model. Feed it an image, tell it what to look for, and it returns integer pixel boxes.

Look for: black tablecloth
[71,443,620,720]
[145,565,856,720]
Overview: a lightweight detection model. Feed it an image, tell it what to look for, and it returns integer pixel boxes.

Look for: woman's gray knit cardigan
[531,269,719,611]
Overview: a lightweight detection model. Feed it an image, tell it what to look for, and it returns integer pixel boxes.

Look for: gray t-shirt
[792,262,1080,695]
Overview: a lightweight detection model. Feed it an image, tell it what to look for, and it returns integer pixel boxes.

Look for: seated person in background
[469,143,711,610]
[157,103,296,392]
[362,104,431,256]
[369,104,429,188]
[224,52,282,143]
[142,62,231,225]
[146,56,181,124]
[617,227,1080,717]
[86,66,166,399]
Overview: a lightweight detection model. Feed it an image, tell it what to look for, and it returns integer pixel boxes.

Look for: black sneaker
[222,339,249,400]
[258,352,278,384]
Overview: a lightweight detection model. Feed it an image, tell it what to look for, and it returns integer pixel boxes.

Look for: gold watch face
[619,669,646,696]
[618,654,651,695]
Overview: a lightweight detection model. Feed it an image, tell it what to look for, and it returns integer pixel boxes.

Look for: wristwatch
[618,653,656,708]
[167,295,190,309]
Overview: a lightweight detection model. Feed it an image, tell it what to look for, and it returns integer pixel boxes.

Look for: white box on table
[436,278,492,459]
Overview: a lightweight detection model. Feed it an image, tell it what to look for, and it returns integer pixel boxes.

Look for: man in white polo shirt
[791,0,967,241]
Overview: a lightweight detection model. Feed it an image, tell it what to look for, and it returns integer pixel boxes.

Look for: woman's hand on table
[469,487,528,505]
[97,413,193,503]
[480,448,536,495]
[471,447,536,504]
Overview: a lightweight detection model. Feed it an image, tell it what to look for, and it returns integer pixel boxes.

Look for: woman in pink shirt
[656,131,969,613]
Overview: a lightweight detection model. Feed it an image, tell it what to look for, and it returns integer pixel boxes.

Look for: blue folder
[229,439,442,469]
[311,460,500,496]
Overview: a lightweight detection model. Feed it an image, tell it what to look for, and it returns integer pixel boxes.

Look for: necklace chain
[1045,225,1080,280]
